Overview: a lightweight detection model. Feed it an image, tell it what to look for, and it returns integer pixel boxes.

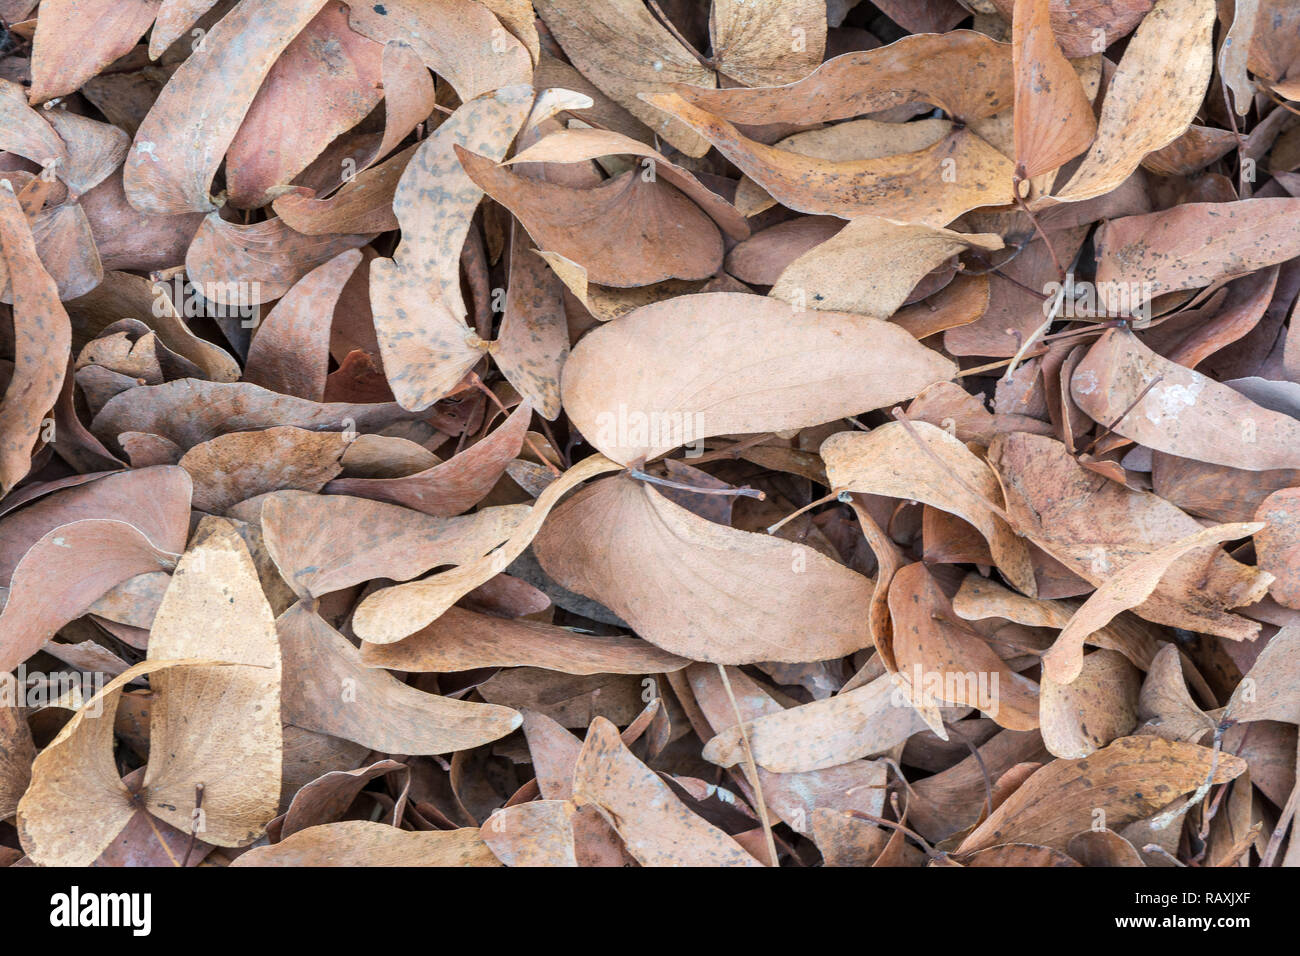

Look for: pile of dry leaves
[0,0,1298,869]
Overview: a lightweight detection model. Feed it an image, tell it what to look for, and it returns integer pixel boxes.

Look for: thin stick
[1261,777,1298,867]
[954,351,1049,378]
[1002,283,1065,381]
[1220,80,1251,198]
[716,665,779,868]
[679,432,775,466]
[1012,172,1068,281]
[181,783,205,868]
[1214,822,1264,867]
[467,372,562,477]
[1141,844,1187,867]
[846,810,943,862]
[627,469,765,500]
[536,415,570,469]
[890,408,1016,525]
[1080,374,1164,456]
[1265,88,1300,118]
[947,720,993,822]
[766,490,839,534]
[647,0,716,71]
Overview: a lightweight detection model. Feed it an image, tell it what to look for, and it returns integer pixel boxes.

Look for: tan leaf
[702,672,928,773]
[323,402,530,516]
[1044,522,1263,683]
[279,601,522,753]
[359,605,686,675]
[481,800,579,866]
[709,0,826,86]
[646,92,1017,225]
[123,0,330,214]
[673,30,1013,125]
[143,518,282,846]
[562,292,956,465]
[16,658,229,866]
[1040,649,1141,758]
[769,217,1002,318]
[532,0,714,157]
[1045,0,1214,204]
[0,184,70,494]
[1012,0,1097,179]
[958,735,1246,852]
[572,716,763,867]
[532,474,873,664]
[824,423,1037,597]
[231,820,502,866]
[1072,329,1300,471]
[351,454,623,643]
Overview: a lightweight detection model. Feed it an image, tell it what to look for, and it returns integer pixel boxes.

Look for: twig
[1141,844,1187,867]
[889,408,1016,525]
[627,469,765,499]
[1012,169,1068,281]
[1261,775,1298,867]
[766,490,839,534]
[1265,88,1300,118]
[181,783,205,868]
[954,351,1049,378]
[677,432,775,466]
[1080,374,1164,456]
[467,372,562,477]
[716,665,779,867]
[647,0,716,72]
[947,720,994,822]
[1002,282,1065,381]
[846,810,944,862]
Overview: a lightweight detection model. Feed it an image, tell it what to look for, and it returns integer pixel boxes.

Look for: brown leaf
[572,716,763,866]
[243,249,362,400]
[0,518,178,672]
[261,490,529,599]
[28,0,161,105]
[1045,522,1263,683]
[359,605,686,675]
[323,401,530,516]
[278,601,522,753]
[232,820,501,866]
[144,517,282,845]
[533,474,873,664]
[225,2,384,209]
[0,184,70,493]
[123,0,330,214]
[1042,0,1214,204]
[1011,0,1097,179]
[646,92,1017,225]
[533,0,714,157]
[957,735,1246,853]
[179,427,348,513]
[562,292,955,465]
